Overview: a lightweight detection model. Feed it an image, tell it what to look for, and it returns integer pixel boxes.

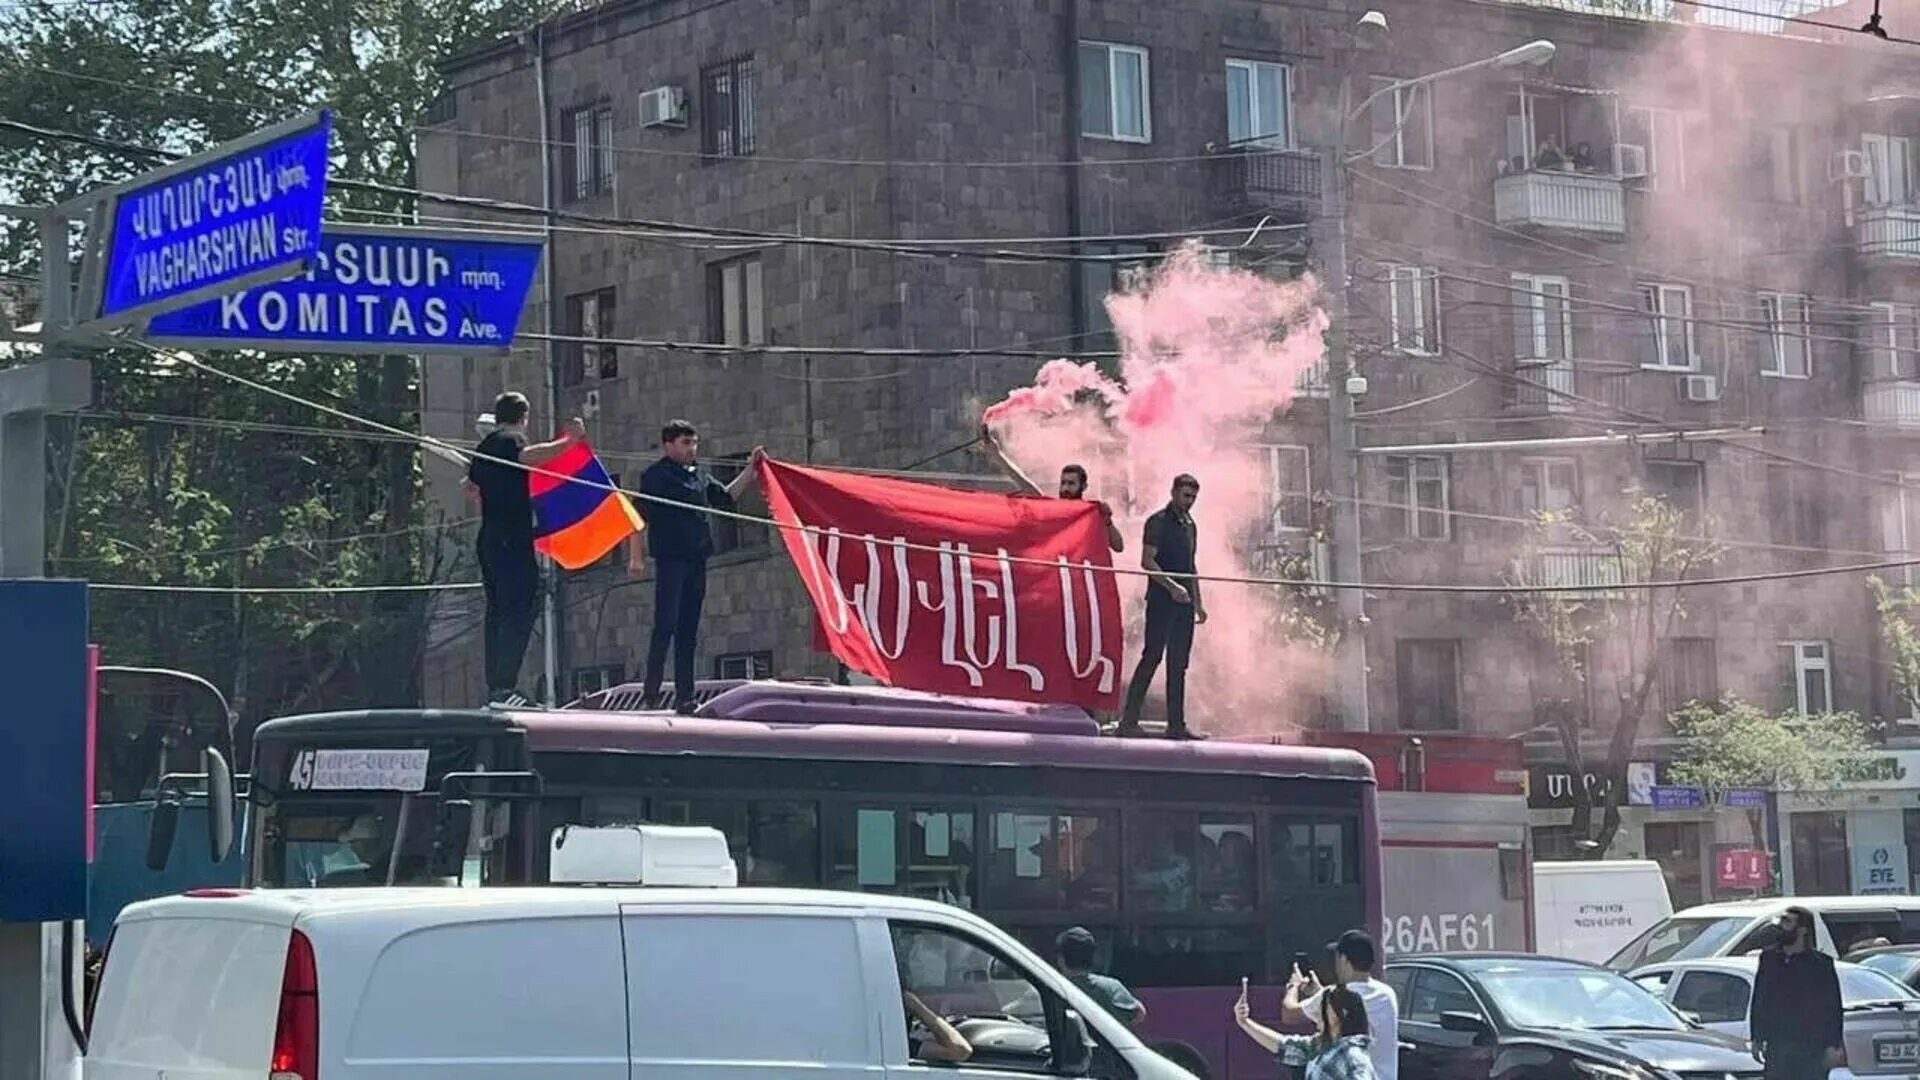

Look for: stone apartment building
[414,0,1920,894]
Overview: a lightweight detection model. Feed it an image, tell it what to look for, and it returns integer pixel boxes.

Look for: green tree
[1870,576,1920,724]
[1507,496,1725,857]
[0,0,566,718]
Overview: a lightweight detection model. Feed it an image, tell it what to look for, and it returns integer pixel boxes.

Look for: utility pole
[1320,76,1371,734]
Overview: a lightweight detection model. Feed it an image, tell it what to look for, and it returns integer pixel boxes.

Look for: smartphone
[1292,951,1312,978]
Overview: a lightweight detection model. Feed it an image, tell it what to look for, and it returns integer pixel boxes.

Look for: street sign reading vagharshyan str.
[90,110,332,327]
[145,225,545,355]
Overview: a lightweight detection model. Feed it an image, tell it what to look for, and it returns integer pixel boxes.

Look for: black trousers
[1121,586,1196,730]
[1761,1042,1829,1080]
[644,557,709,706]
[478,534,539,695]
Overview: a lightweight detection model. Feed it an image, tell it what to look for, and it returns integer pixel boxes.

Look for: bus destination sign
[288,748,430,793]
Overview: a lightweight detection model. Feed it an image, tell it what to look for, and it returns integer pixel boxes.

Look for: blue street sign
[1724,787,1769,809]
[93,110,331,325]
[1651,785,1705,811]
[146,224,545,355]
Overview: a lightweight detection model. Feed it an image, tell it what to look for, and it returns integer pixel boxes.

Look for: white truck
[1533,859,1674,963]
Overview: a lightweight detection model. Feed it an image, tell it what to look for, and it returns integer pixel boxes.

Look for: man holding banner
[464,392,586,707]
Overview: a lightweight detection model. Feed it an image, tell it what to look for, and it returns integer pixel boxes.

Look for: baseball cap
[1327,929,1377,970]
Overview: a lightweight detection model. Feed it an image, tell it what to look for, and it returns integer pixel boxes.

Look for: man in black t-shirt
[1117,474,1207,740]
[463,392,585,706]
[632,419,765,713]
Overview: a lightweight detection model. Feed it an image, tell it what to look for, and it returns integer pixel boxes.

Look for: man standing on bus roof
[1283,930,1398,1080]
[463,391,586,707]
[630,419,765,714]
[979,425,1124,553]
[1117,474,1206,740]
[1056,927,1146,1027]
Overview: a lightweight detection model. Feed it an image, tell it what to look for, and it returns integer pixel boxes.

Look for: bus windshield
[263,796,446,887]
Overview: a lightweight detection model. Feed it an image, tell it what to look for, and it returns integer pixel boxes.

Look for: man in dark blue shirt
[1118,474,1207,739]
[633,419,764,713]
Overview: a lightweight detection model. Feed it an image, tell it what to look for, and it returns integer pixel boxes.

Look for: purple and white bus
[237,681,1382,1080]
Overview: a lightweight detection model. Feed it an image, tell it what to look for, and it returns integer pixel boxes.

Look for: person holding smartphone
[1282,931,1398,1080]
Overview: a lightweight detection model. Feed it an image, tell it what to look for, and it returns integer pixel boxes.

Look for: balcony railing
[1205,145,1321,217]
[1865,380,1920,428]
[1526,546,1625,599]
[1296,358,1330,399]
[1493,170,1627,236]
[1858,204,1920,261]
[1508,359,1635,416]
[1511,359,1575,413]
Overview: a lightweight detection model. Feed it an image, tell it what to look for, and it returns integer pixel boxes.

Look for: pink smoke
[983,244,1332,736]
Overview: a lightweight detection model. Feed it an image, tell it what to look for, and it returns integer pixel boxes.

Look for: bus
[170,679,1382,1080]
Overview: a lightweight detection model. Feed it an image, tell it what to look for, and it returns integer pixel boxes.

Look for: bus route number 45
[1385,913,1496,955]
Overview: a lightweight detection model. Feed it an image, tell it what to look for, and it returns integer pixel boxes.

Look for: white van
[86,826,1192,1080]
[1533,860,1673,963]
[1606,896,1920,971]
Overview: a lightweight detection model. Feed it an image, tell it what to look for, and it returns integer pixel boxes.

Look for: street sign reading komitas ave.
[89,110,332,327]
[145,224,544,355]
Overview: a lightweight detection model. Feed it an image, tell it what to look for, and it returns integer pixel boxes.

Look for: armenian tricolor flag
[529,441,644,570]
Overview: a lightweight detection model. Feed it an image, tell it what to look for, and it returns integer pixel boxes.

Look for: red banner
[756,458,1124,709]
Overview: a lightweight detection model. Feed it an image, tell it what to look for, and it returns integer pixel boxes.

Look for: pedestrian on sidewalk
[464,392,585,707]
[1118,474,1207,739]
[979,425,1125,552]
[631,419,764,713]
[1236,981,1378,1080]
[1281,930,1399,1080]
[1751,906,1844,1080]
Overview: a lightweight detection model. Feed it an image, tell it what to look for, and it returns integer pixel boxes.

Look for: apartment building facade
[416,0,1920,899]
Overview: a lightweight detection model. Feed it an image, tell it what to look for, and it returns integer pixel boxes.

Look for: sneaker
[1113,721,1146,738]
[1166,727,1207,741]
[487,689,530,709]
[673,698,699,716]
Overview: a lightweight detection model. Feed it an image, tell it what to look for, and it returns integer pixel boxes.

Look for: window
[984,809,1117,912]
[1791,811,1850,894]
[1389,265,1442,354]
[1385,455,1449,540]
[570,663,625,700]
[1644,821,1704,907]
[1639,284,1696,371]
[1518,458,1579,517]
[559,101,614,201]
[1397,639,1461,731]
[1079,243,1156,347]
[1226,59,1291,147]
[1750,125,1800,204]
[1864,133,1913,207]
[1783,641,1832,716]
[1532,825,1578,861]
[1369,76,1432,169]
[1505,92,1566,172]
[1661,638,1718,716]
[1879,475,1920,587]
[563,287,616,384]
[638,797,820,886]
[1626,106,1686,191]
[1511,273,1573,361]
[1766,465,1825,547]
[1671,971,1751,1024]
[1872,302,1920,380]
[830,805,976,907]
[1124,810,1255,915]
[1643,460,1704,520]
[888,922,1075,1068]
[1271,817,1359,892]
[1404,968,1480,1022]
[1758,292,1812,379]
[1080,42,1151,142]
[713,651,772,680]
[707,255,765,346]
[701,56,757,158]
[1262,445,1311,536]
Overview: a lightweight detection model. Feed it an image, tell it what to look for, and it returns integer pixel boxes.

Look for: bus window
[1199,813,1257,913]
[1126,812,1199,913]
[983,810,1118,912]
[742,801,819,886]
[830,805,977,907]
[266,798,423,887]
[1273,817,1359,890]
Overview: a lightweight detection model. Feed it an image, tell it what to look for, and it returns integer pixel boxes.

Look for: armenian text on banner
[755,457,1123,709]
[530,441,643,570]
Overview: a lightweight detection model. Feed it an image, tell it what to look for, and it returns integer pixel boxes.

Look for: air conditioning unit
[637,86,687,129]
[1830,149,1870,182]
[582,388,602,418]
[1680,373,1720,403]
[1615,143,1650,179]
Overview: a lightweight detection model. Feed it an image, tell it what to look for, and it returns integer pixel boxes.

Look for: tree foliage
[1870,576,1920,723]
[1668,699,1875,796]
[0,0,567,720]
[1507,495,1725,857]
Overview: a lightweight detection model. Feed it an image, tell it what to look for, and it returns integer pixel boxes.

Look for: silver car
[1630,956,1920,1079]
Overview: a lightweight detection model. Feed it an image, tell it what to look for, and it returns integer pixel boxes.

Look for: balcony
[1865,380,1920,428]
[1857,204,1920,262]
[1295,358,1330,399]
[1507,358,1635,416]
[1493,170,1626,237]
[1525,546,1625,599]
[1205,145,1321,219]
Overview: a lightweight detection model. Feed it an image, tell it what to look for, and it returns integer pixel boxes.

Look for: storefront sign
[1832,752,1920,790]
[1651,786,1705,811]
[1714,845,1771,890]
[1724,788,1769,809]
[1855,842,1909,895]
[1528,761,1660,810]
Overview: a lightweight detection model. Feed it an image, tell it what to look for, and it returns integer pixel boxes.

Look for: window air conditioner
[1615,143,1649,179]
[1680,374,1720,403]
[638,86,687,129]
[1830,149,1870,183]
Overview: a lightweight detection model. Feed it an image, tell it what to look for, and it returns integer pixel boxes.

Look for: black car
[1383,953,1762,1080]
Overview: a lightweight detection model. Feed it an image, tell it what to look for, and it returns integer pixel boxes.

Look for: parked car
[1607,898,1920,971]
[1848,946,1920,994]
[1534,860,1673,964]
[1382,953,1759,1080]
[1630,957,1920,1078]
